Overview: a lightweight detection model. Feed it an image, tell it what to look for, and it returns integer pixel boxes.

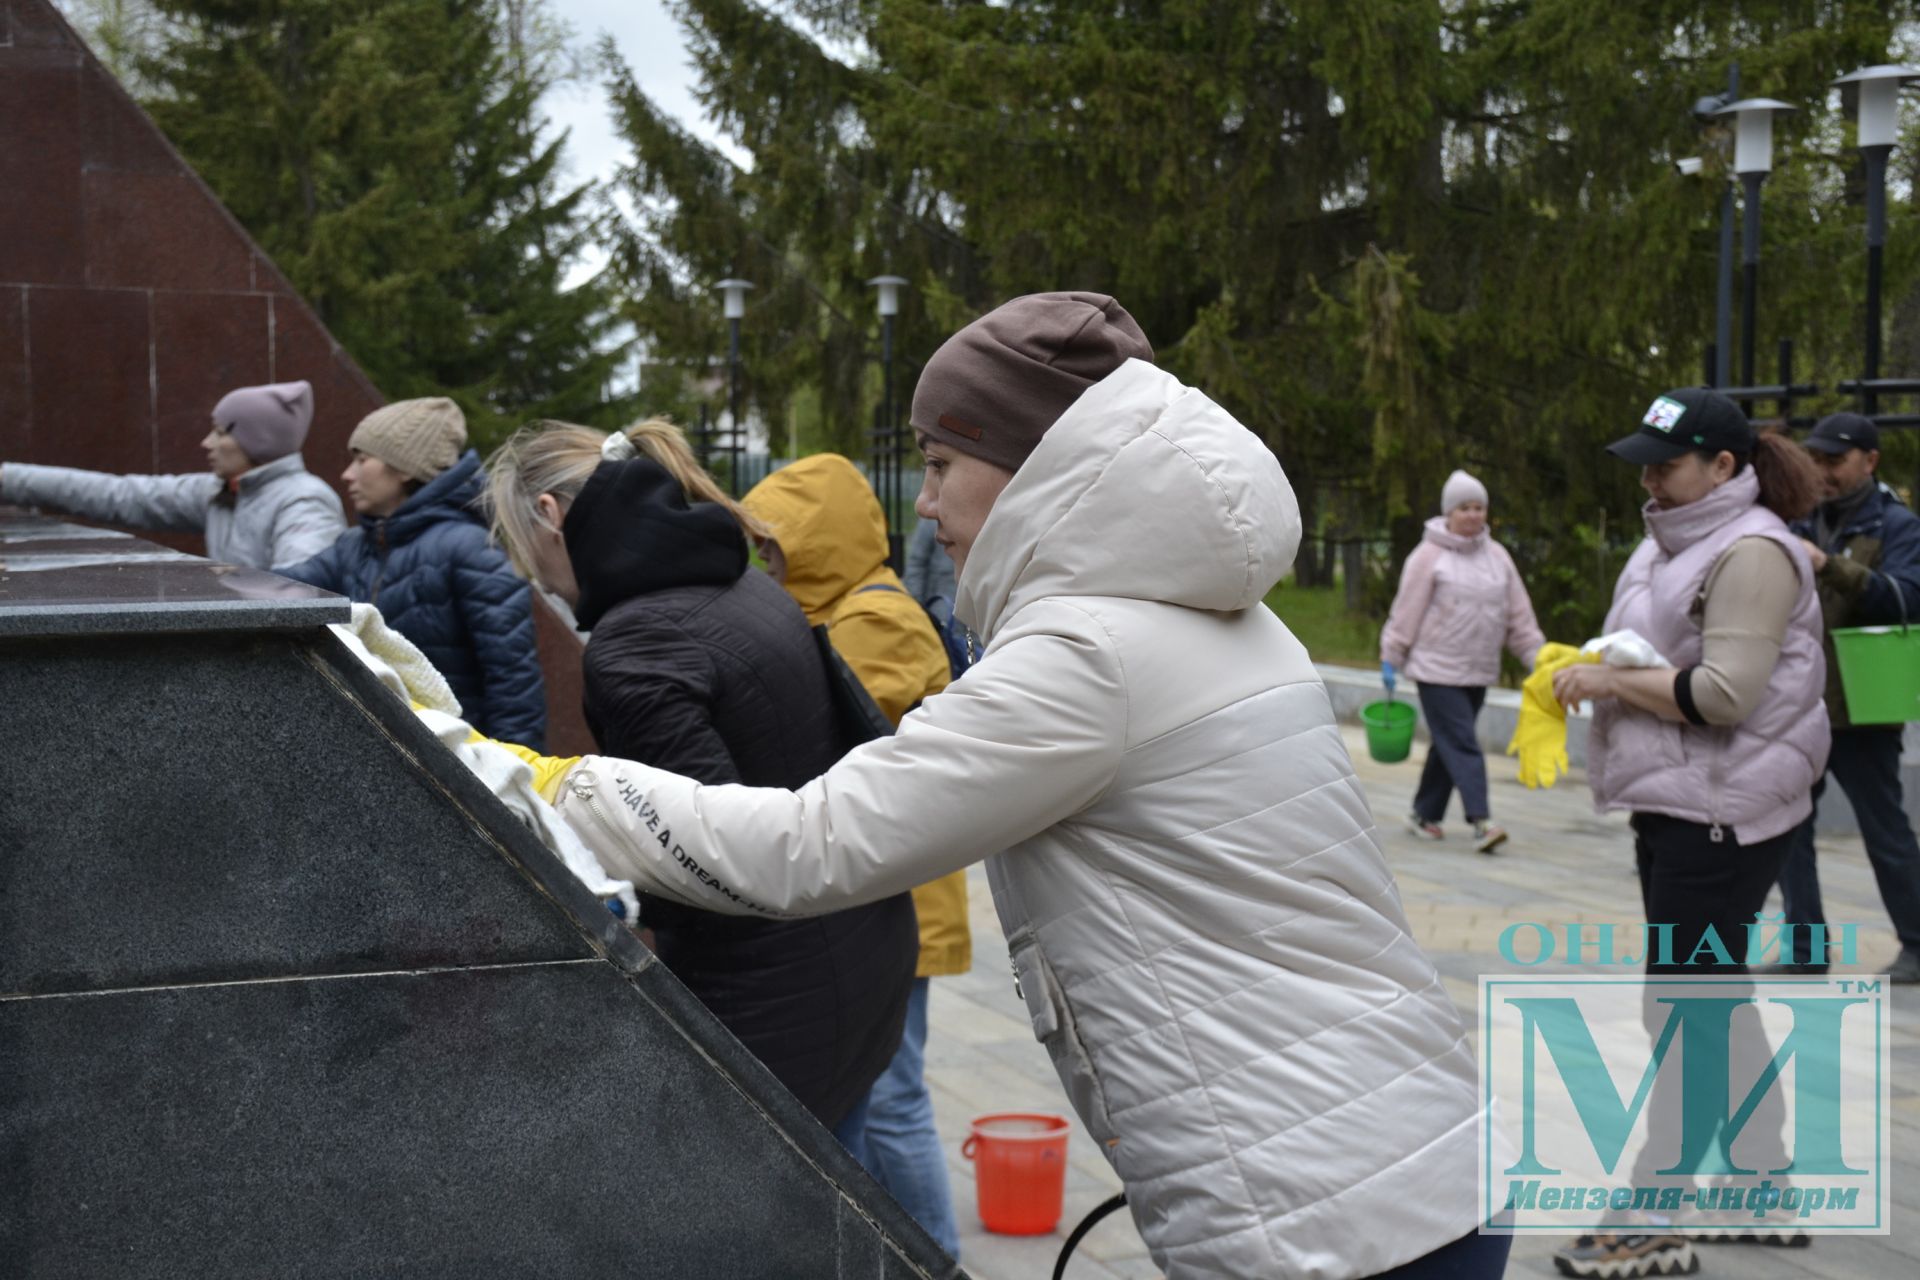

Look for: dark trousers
[1414,684,1490,823]
[1365,1228,1511,1278]
[1777,726,1920,963]
[1629,812,1793,1182]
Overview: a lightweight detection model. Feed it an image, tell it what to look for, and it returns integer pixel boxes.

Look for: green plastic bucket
[1360,699,1418,763]
[1832,625,1920,724]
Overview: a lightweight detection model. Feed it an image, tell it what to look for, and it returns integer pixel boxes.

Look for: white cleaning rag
[1580,629,1672,670]
[329,604,638,919]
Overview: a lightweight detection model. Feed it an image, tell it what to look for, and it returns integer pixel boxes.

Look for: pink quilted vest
[1588,470,1829,844]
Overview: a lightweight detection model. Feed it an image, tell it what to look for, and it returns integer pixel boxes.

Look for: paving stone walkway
[925,723,1919,1279]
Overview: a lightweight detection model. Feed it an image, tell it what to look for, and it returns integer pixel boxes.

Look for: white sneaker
[1474,821,1509,854]
[1406,813,1444,840]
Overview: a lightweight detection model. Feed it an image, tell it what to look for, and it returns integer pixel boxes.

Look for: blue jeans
[1777,727,1920,962]
[859,978,961,1257]
[1414,684,1490,824]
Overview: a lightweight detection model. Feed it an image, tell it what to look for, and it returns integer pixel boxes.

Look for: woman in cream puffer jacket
[539,296,1498,1279]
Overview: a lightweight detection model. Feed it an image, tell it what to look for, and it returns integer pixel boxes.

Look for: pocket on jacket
[1009,935,1119,1145]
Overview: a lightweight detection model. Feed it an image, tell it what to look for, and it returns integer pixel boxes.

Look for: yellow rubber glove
[481,737,582,805]
[408,700,582,805]
[1506,644,1597,790]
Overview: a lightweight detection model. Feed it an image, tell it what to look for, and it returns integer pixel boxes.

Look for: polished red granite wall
[0,0,381,484]
[0,0,592,754]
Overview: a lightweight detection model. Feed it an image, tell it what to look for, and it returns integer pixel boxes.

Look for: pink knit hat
[212,381,314,464]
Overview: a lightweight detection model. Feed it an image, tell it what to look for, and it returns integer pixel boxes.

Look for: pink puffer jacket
[1381,518,1545,687]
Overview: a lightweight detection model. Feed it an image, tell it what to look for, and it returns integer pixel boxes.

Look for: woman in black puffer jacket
[483,417,918,1141]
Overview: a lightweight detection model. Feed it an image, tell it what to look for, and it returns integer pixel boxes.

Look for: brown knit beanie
[347,398,467,482]
[910,292,1154,474]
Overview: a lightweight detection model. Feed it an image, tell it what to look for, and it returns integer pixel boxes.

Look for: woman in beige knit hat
[279,397,547,748]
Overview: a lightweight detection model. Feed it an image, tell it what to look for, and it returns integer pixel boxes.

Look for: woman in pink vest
[1548,388,1826,1276]
[1380,469,1544,852]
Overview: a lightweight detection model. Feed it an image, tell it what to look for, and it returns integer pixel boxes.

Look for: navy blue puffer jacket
[279,450,546,748]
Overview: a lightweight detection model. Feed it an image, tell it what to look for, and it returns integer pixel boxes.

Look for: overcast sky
[545,1,727,190]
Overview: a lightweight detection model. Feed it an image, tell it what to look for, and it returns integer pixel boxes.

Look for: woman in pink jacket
[1380,469,1544,852]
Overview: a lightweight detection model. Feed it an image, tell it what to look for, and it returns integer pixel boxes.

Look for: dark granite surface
[0,514,347,635]
[0,629,597,994]
[0,559,347,635]
[0,963,952,1279]
[0,520,961,1277]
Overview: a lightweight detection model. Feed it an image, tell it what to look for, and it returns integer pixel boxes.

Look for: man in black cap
[1770,412,1920,982]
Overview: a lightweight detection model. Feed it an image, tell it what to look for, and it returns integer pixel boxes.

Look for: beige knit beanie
[348,398,467,482]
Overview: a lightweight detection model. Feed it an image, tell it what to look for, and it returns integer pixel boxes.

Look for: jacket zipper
[369,522,389,606]
[1707,729,1727,843]
[566,769,617,840]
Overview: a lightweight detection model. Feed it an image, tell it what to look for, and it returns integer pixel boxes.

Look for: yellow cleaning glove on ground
[1506,643,1597,790]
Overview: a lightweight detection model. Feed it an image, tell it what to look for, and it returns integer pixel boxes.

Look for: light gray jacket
[0,453,344,569]
[557,360,1485,1278]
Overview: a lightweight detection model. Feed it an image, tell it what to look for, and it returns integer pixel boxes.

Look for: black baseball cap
[1803,412,1880,455]
[1606,387,1756,465]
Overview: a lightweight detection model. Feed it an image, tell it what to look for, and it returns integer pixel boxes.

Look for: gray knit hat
[347,398,467,482]
[212,380,313,464]
[910,292,1154,473]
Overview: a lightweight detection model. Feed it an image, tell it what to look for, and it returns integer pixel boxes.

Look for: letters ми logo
[1479,975,1888,1235]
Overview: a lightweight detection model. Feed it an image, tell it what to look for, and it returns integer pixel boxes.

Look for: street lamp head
[715,278,753,321]
[1712,97,1795,176]
[1833,65,1920,149]
[867,275,909,319]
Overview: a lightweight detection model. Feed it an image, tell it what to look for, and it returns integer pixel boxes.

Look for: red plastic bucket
[961,1112,1071,1234]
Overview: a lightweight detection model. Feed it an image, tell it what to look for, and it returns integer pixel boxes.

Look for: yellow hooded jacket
[744,454,971,977]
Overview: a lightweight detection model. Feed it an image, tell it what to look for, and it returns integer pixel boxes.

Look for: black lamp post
[1834,65,1919,415]
[714,278,752,495]
[868,274,908,567]
[1687,64,1741,388]
[1713,96,1794,398]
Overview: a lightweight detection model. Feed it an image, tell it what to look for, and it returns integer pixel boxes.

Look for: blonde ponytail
[483,416,766,580]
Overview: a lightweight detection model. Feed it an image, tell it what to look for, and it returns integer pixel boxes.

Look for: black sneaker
[1552,1233,1698,1277]
[1692,1222,1811,1246]
[1685,1186,1811,1246]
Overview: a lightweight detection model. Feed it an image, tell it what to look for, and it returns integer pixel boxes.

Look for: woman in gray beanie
[0,380,344,567]
[522,292,1503,1280]
[279,397,547,748]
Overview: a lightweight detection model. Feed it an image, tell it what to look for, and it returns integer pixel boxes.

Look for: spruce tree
[611,0,1919,638]
[141,0,628,446]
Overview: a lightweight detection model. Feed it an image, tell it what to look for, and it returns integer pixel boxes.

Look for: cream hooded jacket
[556,360,1486,1278]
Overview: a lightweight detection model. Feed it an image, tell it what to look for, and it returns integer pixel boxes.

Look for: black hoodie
[565,457,917,1128]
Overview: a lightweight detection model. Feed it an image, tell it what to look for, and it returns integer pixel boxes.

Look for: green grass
[1262,582,1379,669]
